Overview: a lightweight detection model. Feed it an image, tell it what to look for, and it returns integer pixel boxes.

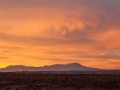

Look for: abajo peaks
[0,63,100,72]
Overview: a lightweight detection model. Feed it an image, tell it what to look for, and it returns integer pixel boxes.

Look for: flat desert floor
[0,73,120,90]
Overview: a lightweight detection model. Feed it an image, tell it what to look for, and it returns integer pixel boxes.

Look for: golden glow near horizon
[0,0,120,69]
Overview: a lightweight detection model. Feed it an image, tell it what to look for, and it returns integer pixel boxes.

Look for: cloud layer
[0,0,120,69]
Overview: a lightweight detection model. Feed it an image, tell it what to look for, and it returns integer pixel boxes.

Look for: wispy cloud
[0,0,120,69]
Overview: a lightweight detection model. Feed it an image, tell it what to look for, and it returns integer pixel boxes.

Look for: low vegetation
[0,72,120,90]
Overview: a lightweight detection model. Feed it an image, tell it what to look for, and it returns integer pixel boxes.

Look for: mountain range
[0,63,102,72]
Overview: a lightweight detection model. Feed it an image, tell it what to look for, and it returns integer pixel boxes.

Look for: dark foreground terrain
[0,72,120,90]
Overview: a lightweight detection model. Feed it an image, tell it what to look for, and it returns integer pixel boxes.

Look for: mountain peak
[67,63,83,66]
[0,63,100,72]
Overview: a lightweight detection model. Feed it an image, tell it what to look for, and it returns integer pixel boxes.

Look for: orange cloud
[0,0,120,69]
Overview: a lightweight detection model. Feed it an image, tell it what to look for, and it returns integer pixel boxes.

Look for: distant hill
[0,63,102,72]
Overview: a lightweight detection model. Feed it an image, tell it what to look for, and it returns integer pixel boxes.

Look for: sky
[0,0,120,69]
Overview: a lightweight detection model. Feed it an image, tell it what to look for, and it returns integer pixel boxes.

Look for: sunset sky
[0,0,120,69]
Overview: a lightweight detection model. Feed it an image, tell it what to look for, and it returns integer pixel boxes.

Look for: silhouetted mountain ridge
[0,63,101,72]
